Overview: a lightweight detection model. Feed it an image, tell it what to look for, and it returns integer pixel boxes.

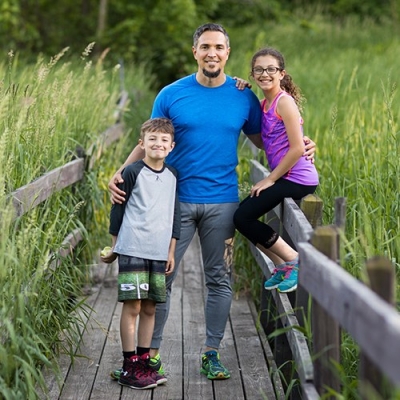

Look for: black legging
[233,178,317,249]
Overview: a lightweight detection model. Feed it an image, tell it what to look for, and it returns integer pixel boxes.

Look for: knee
[140,300,156,317]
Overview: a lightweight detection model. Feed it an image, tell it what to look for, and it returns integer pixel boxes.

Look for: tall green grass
[228,14,399,397]
[0,46,155,398]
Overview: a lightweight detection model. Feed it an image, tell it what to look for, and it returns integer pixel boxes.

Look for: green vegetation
[0,47,155,398]
[0,3,399,398]
[230,14,399,295]
[230,13,399,398]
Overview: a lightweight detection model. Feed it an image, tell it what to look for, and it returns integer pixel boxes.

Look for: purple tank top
[261,92,319,186]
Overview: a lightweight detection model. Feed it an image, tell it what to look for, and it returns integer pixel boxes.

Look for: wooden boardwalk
[42,235,282,400]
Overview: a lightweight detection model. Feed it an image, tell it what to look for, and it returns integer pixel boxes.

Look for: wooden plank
[250,244,315,384]
[213,304,243,400]
[10,158,85,218]
[281,197,314,244]
[230,295,277,399]
[47,228,84,275]
[181,235,214,399]
[39,283,103,400]
[248,299,285,399]
[298,242,400,387]
[154,266,184,400]
[87,123,125,170]
[310,226,341,395]
[359,256,395,398]
[58,286,118,399]
[89,299,122,400]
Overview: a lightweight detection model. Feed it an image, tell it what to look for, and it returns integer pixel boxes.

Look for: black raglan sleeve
[108,162,141,235]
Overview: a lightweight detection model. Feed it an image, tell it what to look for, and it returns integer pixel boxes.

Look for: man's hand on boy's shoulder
[108,172,126,204]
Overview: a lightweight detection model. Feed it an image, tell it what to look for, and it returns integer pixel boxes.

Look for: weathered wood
[47,228,84,275]
[250,245,315,387]
[10,158,85,218]
[300,194,323,229]
[297,242,400,388]
[310,226,341,396]
[230,295,277,399]
[181,236,215,399]
[359,256,395,399]
[247,299,285,400]
[43,236,279,399]
[87,123,125,170]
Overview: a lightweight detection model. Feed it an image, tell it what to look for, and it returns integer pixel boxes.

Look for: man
[109,23,315,380]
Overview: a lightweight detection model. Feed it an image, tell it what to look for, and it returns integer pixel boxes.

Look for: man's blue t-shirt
[151,74,261,203]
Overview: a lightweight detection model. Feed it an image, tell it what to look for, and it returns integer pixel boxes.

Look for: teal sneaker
[200,350,230,380]
[264,264,286,290]
[277,264,299,293]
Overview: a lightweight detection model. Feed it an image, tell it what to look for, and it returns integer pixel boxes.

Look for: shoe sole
[112,371,167,385]
[118,380,157,389]
[200,368,230,380]
[264,284,280,290]
[277,284,298,293]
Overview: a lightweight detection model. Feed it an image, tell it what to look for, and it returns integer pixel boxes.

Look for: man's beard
[202,68,221,78]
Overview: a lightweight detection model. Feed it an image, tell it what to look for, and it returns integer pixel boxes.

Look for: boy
[101,117,180,389]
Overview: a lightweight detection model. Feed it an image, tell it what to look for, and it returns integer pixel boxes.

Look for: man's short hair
[193,23,230,48]
[140,118,174,141]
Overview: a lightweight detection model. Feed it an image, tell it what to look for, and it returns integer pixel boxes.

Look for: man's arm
[108,144,145,204]
[303,136,316,162]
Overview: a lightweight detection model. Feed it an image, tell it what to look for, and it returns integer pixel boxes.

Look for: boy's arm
[100,235,118,263]
[165,238,177,276]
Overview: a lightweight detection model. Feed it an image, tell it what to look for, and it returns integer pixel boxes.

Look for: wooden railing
[8,91,128,264]
[249,159,399,399]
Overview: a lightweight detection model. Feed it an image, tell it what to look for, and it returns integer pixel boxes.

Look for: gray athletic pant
[151,202,238,350]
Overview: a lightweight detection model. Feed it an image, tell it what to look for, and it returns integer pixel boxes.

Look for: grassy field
[0,12,399,399]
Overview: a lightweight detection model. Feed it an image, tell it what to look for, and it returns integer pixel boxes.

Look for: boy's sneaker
[141,353,167,385]
[277,264,299,293]
[264,264,287,290]
[111,353,167,385]
[118,355,157,390]
[200,350,230,380]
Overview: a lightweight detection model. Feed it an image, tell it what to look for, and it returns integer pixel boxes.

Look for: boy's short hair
[140,118,175,141]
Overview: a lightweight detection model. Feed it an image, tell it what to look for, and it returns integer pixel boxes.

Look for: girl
[233,47,319,293]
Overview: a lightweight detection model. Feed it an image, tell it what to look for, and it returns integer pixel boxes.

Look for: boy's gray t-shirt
[109,160,180,261]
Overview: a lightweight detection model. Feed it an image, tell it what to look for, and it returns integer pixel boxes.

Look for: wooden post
[300,194,323,229]
[359,256,395,399]
[296,194,323,328]
[310,226,341,396]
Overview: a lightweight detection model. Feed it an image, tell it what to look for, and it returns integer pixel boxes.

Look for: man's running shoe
[264,264,287,290]
[118,355,157,390]
[200,350,230,380]
[148,353,166,376]
[110,367,122,380]
[141,353,167,385]
[277,263,299,293]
